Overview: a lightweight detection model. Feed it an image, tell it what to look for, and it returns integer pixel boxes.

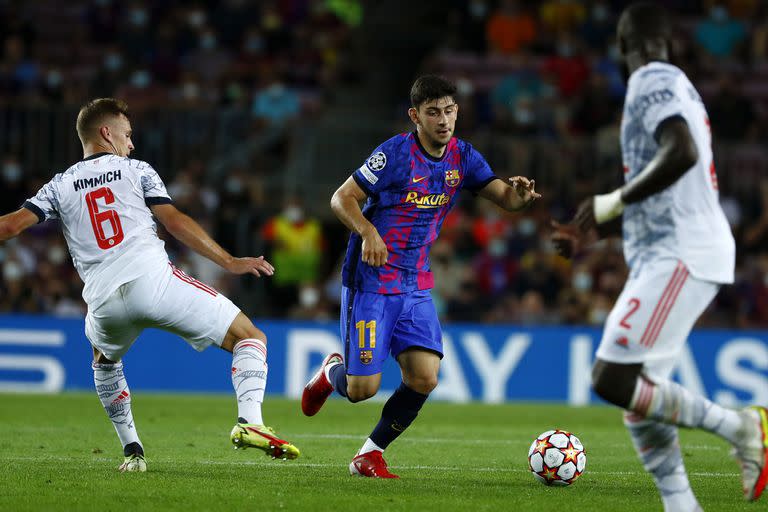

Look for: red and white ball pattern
[528,429,586,486]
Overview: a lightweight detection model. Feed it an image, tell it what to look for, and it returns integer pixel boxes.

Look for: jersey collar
[413,131,448,163]
[83,152,112,161]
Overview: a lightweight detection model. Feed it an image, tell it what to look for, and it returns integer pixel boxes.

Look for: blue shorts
[340,286,443,376]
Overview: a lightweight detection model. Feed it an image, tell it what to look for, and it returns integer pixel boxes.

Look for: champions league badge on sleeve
[366,152,387,172]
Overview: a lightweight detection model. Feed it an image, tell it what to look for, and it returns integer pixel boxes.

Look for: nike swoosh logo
[412,176,428,183]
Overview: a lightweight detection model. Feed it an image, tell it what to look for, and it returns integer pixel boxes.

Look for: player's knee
[346,381,379,403]
[591,359,641,409]
[404,373,438,395]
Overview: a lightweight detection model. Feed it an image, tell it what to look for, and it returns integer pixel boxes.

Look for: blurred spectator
[695,4,747,59]
[261,197,324,313]
[252,72,301,127]
[485,0,537,56]
[539,0,586,35]
[542,32,590,98]
[707,74,758,141]
[579,1,615,50]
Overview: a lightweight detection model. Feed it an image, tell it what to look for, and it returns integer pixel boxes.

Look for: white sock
[624,413,701,512]
[232,339,268,425]
[93,361,141,451]
[359,437,383,455]
[323,361,341,384]
[630,375,743,444]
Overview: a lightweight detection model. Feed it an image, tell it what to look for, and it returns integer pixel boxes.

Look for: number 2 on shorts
[85,186,124,249]
[619,298,641,329]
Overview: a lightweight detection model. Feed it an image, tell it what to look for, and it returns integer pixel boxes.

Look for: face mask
[592,5,609,22]
[104,53,123,71]
[46,70,62,88]
[188,11,206,28]
[608,43,621,61]
[182,82,200,100]
[488,239,507,258]
[299,287,320,307]
[468,0,488,18]
[283,206,304,223]
[590,308,609,324]
[225,177,243,194]
[3,261,23,281]
[518,218,536,236]
[514,106,534,125]
[573,272,593,291]
[49,246,67,265]
[129,8,148,27]
[557,43,574,58]
[200,34,217,50]
[456,77,474,97]
[131,70,151,89]
[244,36,264,54]
[269,83,286,96]
[3,163,22,182]
[711,6,728,22]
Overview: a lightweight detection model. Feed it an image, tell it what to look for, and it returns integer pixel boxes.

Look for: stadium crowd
[1,0,767,328]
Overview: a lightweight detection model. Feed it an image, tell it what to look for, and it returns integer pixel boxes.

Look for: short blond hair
[76,98,129,144]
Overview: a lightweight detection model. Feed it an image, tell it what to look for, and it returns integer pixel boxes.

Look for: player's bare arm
[576,118,698,234]
[477,176,541,212]
[150,203,274,277]
[0,208,41,242]
[553,118,698,258]
[330,176,388,267]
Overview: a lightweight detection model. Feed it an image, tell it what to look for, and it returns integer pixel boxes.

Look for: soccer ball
[527,429,586,486]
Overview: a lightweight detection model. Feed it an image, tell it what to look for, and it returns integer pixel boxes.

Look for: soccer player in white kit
[0,98,300,471]
[552,3,767,510]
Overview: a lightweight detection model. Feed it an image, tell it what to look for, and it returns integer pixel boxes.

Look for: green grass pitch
[0,393,755,511]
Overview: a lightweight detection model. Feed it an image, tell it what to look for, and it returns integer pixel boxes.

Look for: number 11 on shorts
[356,320,376,348]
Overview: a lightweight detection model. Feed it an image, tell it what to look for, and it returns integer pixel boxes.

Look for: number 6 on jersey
[85,186,124,249]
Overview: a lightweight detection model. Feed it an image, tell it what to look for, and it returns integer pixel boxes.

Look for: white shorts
[85,262,241,361]
[595,258,719,380]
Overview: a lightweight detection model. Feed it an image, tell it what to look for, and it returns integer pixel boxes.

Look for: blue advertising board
[0,314,766,406]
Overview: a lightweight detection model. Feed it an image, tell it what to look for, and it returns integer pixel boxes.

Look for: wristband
[593,189,625,224]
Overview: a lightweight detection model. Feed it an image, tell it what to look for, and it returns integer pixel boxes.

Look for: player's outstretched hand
[509,176,541,210]
[550,220,597,259]
[361,227,388,267]
[574,197,597,234]
[225,256,275,277]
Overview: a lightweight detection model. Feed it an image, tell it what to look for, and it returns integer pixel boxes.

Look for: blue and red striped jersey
[342,132,498,294]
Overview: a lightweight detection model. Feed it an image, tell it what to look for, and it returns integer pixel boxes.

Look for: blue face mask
[131,70,151,89]
[104,53,123,71]
[711,6,728,22]
[129,8,148,27]
[573,272,593,291]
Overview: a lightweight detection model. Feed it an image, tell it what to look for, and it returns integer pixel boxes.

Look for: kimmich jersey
[24,153,173,307]
[620,62,735,283]
[342,132,498,294]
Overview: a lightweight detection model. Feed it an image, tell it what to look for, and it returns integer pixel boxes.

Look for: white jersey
[620,62,735,284]
[25,153,173,307]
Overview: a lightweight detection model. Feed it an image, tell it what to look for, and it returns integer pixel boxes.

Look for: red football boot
[301,353,343,416]
[349,451,400,479]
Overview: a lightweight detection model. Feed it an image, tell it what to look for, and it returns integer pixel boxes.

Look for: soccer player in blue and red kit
[301,75,541,478]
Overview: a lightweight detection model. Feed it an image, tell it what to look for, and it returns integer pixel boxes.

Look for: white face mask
[283,206,304,223]
[2,163,22,182]
[3,261,23,281]
[49,246,67,265]
[573,272,593,291]
[299,287,320,307]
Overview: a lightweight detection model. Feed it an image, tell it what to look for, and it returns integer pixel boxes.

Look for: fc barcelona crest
[445,169,460,187]
[360,350,373,365]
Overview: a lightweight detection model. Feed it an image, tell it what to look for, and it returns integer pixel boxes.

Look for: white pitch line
[3,455,739,478]
[281,433,726,451]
